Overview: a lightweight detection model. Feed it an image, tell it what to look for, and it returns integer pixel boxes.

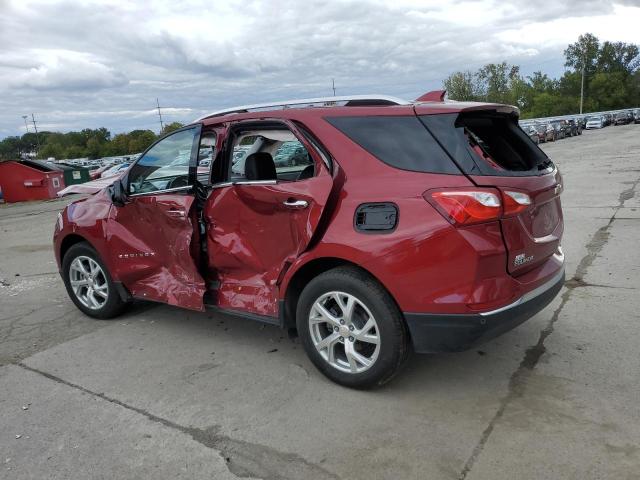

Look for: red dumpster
[0,160,65,203]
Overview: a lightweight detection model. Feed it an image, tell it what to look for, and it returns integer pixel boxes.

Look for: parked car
[603,113,613,126]
[634,109,640,124]
[625,110,635,124]
[585,116,604,129]
[526,125,540,144]
[101,163,130,179]
[567,119,581,136]
[614,112,630,125]
[90,163,114,180]
[559,120,574,137]
[53,92,565,388]
[534,123,549,143]
[550,121,565,139]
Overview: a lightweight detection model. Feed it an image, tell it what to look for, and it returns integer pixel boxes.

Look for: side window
[327,116,460,174]
[229,128,315,182]
[128,128,197,194]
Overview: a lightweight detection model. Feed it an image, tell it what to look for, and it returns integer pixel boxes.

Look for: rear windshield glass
[325,116,460,174]
[420,113,553,177]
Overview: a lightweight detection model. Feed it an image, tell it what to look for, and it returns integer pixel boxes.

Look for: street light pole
[31,113,40,155]
[156,98,164,133]
[580,64,585,115]
[22,115,29,133]
[579,55,585,115]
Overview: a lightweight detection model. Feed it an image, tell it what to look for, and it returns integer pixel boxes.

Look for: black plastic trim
[204,304,281,327]
[404,270,564,353]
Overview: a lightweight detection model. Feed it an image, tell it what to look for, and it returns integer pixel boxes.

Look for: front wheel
[296,267,410,389]
[62,242,129,319]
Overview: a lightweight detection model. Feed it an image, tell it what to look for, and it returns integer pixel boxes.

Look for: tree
[126,130,157,153]
[597,41,639,74]
[443,71,479,101]
[589,72,630,111]
[564,33,600,75]
[161,122,184,136]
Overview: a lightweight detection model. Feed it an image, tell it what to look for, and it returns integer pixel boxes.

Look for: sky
[1,0,639,138]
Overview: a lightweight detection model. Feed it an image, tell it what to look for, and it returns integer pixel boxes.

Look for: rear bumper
[404,268,565,353]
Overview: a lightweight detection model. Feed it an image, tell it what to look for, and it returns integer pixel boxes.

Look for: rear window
[325,116,460,174]
[420,113,553,177]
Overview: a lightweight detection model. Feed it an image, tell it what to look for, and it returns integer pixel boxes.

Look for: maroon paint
[53,99,564,323]
[106,194,206,310]
[204,161,333,316]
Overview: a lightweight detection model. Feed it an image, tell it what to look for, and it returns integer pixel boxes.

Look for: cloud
[5,50,128,90]
[0,0,638,137]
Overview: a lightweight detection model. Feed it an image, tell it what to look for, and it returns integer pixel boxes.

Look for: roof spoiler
[415,90,446,102]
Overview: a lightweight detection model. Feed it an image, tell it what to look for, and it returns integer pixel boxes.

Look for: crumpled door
[205,173,333,317]
[107,194,206,310]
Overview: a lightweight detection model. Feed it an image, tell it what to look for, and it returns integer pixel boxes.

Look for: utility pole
[332,78,336,96]
[579,56,585,115]
[31,113,40,154]
[22,115,29,133]
[156,98,165,133]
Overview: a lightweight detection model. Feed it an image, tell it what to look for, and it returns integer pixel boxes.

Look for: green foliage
[161,122,184,136]
[443,71,480,101]
[0,127,159,161]
[443,33,639,118]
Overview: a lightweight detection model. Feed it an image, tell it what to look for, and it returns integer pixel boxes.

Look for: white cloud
[4,50,128,90]
[0,0,637,137]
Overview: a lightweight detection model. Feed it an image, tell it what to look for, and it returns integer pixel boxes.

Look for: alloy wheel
[308,291,381,374]
[69,256,109,310]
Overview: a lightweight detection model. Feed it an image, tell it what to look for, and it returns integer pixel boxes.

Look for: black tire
[296,266,410,389]
[62,242,129,319]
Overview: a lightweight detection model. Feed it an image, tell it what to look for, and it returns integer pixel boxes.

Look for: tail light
[503,190,531,216]
[425,188,532,226]
[426,188,501,225]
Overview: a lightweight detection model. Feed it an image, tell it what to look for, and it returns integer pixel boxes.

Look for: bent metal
[53,91,565,388]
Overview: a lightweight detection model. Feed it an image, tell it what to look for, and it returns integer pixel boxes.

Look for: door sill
[204,304,282,327]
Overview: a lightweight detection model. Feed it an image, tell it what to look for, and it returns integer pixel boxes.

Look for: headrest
[244,152,276,181]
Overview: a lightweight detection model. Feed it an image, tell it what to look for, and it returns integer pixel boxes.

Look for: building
[0,160,65,203]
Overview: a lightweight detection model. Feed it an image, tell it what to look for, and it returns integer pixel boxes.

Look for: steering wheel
[167,176,189,189]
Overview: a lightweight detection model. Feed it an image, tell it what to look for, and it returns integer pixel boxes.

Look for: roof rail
[195,94,411,121]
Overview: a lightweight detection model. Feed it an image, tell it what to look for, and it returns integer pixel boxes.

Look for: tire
[62,242,129,319]
[296,266,410,389]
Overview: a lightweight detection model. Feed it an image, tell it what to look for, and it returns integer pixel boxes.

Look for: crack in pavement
[16,362,341,480]
[458,175,640,480]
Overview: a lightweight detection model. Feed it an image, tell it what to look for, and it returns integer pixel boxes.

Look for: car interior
[229,128,315,183]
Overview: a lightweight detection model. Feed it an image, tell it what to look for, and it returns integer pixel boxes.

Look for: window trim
[124,123,202,197]
[223,119,326,184]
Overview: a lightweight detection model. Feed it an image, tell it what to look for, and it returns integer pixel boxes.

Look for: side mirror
[109,178,128,207]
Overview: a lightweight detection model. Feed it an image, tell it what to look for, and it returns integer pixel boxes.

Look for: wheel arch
[281,256,400,329]
[59,233,96,262]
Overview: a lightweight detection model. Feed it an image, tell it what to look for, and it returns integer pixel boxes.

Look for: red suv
[54,91,565,388]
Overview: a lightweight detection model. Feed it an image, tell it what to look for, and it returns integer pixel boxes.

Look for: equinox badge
[514,253,534,266]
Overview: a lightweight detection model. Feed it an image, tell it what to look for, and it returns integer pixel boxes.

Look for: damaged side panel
[205,175,333,317]
[107,194,206,310]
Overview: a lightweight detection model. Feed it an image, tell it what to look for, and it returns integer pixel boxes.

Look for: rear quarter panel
[279,116,518,314]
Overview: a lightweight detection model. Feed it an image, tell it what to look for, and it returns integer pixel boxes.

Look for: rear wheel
[296,267,409,389]
[62,242,129,319]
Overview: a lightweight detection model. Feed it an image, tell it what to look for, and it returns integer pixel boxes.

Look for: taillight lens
[427,189,502,225]
[503,190,532,216]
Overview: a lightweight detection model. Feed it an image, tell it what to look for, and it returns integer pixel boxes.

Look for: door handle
[167,209,186,218]
[283,199,308,209]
